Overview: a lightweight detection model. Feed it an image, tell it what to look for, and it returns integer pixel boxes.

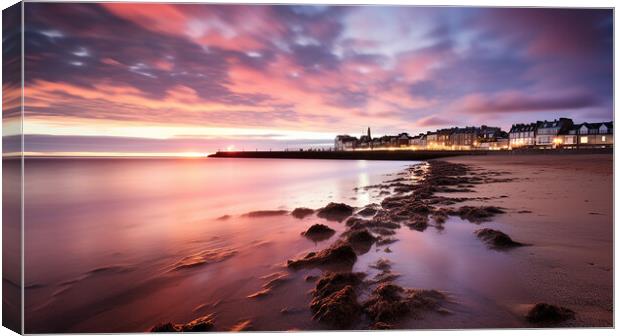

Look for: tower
[367,127,371,139]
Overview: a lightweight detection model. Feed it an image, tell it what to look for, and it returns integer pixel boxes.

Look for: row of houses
[334,118,613,151]
[509,118,613,149]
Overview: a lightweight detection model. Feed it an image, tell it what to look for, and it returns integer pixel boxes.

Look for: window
[602,136,606,142]
[580,136,588,144]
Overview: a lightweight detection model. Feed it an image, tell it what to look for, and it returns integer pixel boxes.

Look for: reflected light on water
[356,171,370,204]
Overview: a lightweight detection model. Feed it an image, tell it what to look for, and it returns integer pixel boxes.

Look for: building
[409,134,427,149]
[436,129,453,148]
[396,133,411,147]
[509,123,538,148]
[426,132,438,149]
[334,135,357,151]
[535,118,574,148]
[358,127,372,148]
[572,121,613,148]
[449,127,478,149]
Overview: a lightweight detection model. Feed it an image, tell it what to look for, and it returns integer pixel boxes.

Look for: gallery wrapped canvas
[1,1,614,334]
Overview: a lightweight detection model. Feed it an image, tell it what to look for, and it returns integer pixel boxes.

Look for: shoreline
[208,148,613,161]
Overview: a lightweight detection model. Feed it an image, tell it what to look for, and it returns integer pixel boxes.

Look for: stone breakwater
[151,160,575,331]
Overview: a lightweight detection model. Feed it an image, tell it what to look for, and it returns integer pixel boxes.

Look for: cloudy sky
[11,3,613,155]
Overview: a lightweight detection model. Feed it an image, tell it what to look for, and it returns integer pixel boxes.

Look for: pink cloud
[460,91,598,114]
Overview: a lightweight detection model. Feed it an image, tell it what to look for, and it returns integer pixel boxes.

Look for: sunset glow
[11,4,613,156]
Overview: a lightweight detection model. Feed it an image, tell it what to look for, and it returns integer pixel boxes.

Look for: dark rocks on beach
[362,282,446,326]
[310,272,365,329]
[475,228,523,249]
[302,224,336,242]
[312,285,360,329]
[151,314,215,332]
[376,237,398,246]
[363,283,411,324]
[243,210,289,217]
[431,209,449,224]
[404,214,429,232]
[345,229,376,245]
[455,206,505,223]
[287,242,357,269]
[346,215,400,231]
[317,202,355,222]
[526,303,575,324]
[357,204,380,217]
[344,229,377,254]
[291,207,315,219]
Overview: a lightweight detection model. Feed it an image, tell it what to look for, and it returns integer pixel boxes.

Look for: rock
[345,229,376,245]
[456,206,504,223]
[344,229,377,254]
[243,210,289,217]
[287,242,357,269]
[404,214,429,232]
[357,205,379,217]
[363,283,410,323]
[229,320,253,331]
[475,228,523,249]
[317,202,355,222]
[151,314,215,332]
[310,272,365,329]
[291,207,314,219]
[302,224,336,241]
[431,209,449,224]
[376,237,398,246]
[246,288,271,299]
[526,303,575,323]
[150,322,178,332]
[311,285,360,329]
[370,258,392,272]
[363,283,446,325]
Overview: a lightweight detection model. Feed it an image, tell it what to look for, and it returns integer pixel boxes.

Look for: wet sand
[440,154,613,327]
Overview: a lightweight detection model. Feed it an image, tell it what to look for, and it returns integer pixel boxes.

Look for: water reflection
[24,158,408,332]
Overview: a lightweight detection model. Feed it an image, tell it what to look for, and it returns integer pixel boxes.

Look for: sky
[4,3,614,155]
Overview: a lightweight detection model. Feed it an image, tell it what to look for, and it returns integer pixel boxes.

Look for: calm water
[23,158,530,332]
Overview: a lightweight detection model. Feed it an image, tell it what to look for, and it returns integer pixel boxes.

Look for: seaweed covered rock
[151,314,215,332]
[292,207,315,219]
[363,283,411,324]
[287,242,357,269]
[456,206,504,223]
[404,214,429,232]
[310,272,365,329]
[312,285,360,329]
[526,303,575,324]
[341,229,377,254]
[475,228,523,249]
[302,224,336,242]
[317,202,355,222]
[357,205,380,217]
[362,283,446,325]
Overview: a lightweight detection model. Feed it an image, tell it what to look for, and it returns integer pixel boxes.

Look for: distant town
[335,118,613,151]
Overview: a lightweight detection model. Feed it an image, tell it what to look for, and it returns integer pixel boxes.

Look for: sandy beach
[441,153,613,327]
[23,154,613,332]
